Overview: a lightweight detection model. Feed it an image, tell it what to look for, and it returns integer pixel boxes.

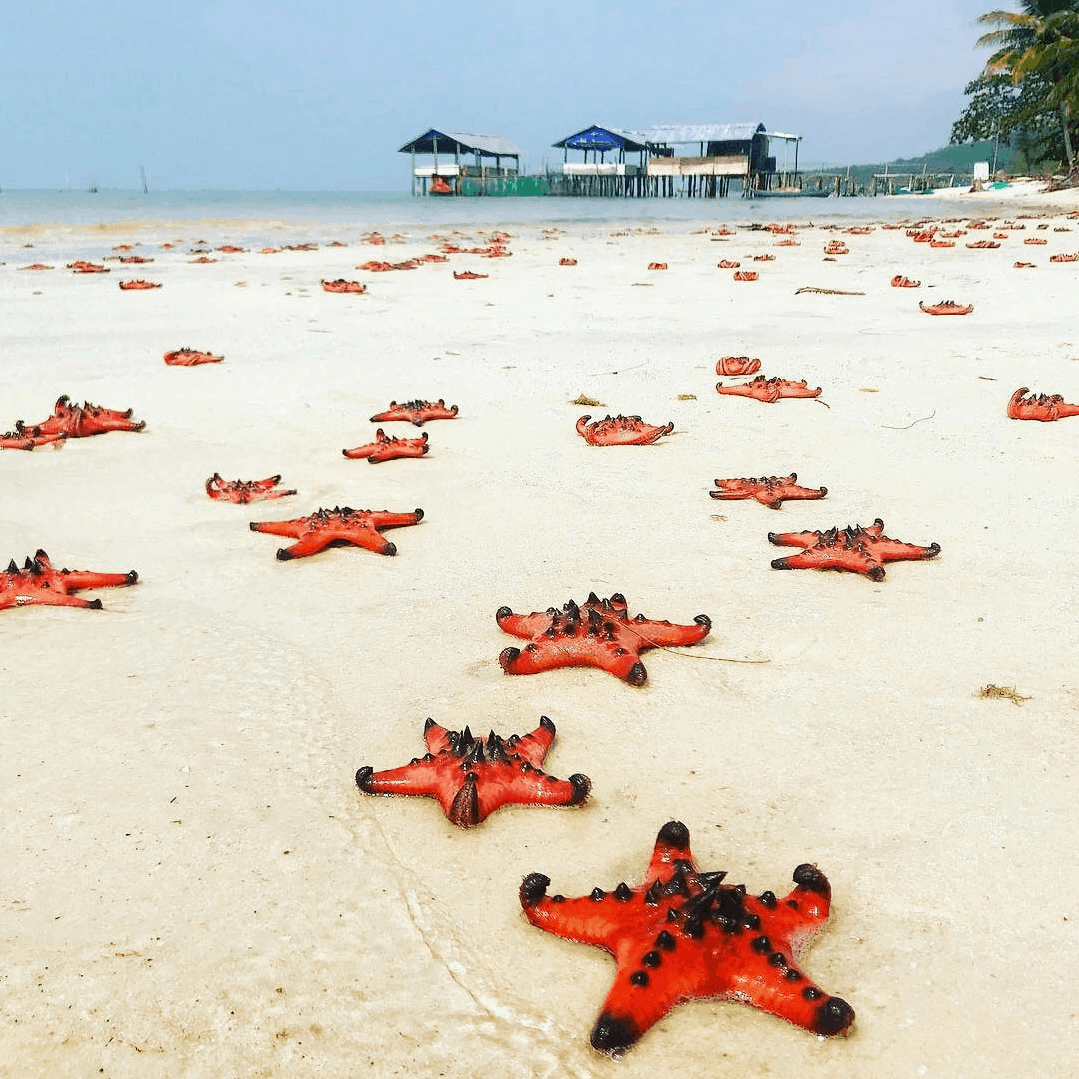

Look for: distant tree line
[951,1,1079,176]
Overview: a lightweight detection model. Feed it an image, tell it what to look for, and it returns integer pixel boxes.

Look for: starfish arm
[1,434,37,450]
[1057,402,1079,418]
[342,443,378,459]
[495,607,559,639]
[870,535,941,563]
[768,528,826,550]
[770,481,827,504]
[355,759,458,816]
[499,639,646,684]
[249,518,304,538]
[770,546,884,580]
[421,719,455,755]
[57,568,138,590]
[475,764,590,820]
[628,614,711,650]
[250,475,283,490]
[275,533,338,560]
[256,487,297,500]
[368,508,424,530]
[641,821,698,886]
[4,587,104,610]
[520,875,661,953]
[509,716,557,766]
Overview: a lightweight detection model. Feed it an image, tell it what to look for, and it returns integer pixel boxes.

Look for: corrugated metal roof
[398,128,521,157]
[552,124,651,153]
[644,122,767,145]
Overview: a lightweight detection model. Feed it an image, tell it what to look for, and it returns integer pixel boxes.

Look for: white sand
[2,195,1079,1077]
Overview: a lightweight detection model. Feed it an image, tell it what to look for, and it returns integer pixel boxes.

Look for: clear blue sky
[3,0,998,191]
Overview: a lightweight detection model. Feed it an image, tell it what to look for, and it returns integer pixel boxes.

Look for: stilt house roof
[398,129,521,158]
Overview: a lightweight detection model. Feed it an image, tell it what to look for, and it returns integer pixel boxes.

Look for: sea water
[0,186,977,234]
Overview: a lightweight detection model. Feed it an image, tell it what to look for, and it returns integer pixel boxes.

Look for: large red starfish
[1007,386,1079,421]
[710,473,827,510]
[342,428,429,462]
[369,399,459,426]
[496,592,710,687]
[206,473,296,504]
[8,395,146,449]
[249,505,423,559]
[0,550,138,611]
[355,716,590,828]
[769,517,940,580]
[716,376,821,403]
[575,414,674,446]
[520,820,855,1057]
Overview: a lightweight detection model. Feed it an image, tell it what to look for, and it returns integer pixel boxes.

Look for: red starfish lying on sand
[919,300,973,315]
[496,592,711,686]
[164,348,223,366]
[249,505,423,559]
[1006,386,1079,421]
[716,376,821,403]
[68,261,109,273]
[0,550,138,611]
[342,428,429,462]
[576,414,673,446]
[890,275,920,287]
[118,279,162,290]
[520,820,855,1057]
[321,279,366,293]
[369,399,458,426]
[769,517,940,581]
[206,473,296,503]
[3,395,146,449]
[355,716,590,828]
[715,355,761,376]
[454,270,488,280]
[710,473,827,510]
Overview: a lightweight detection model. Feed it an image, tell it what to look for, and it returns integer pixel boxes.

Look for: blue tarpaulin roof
[552,124,651,153]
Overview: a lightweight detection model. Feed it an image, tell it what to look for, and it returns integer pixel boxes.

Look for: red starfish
[249,505,423,559]
[0,550,138,612]
[919,300,973,315]
[206,473,297,504]
[769,517,940,581]
[1007,386,1079,421]
[118,279,162,290]
[164,348,224,366]
[369,399,459,426]
[710,473,827,510]
[6,395,146,448]
[355,716,590,828]
[321,279,366,293]
[520,820,855,1057]
[496,592,710,686]
[575,414,674,446]
[342,428,429,462]
[716,376,821,403]
[715,356,761,376]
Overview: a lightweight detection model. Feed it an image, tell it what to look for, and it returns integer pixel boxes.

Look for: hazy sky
[4,0,1000,191]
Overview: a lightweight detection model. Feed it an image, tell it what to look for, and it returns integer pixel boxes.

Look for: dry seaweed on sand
[977,684,1032,706]
[570,393,604,407]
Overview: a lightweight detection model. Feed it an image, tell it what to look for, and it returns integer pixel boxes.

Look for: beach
[2,182,1079,1078]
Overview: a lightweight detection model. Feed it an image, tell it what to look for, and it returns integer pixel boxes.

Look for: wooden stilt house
[550,124,653,197]
[399,128,523,196]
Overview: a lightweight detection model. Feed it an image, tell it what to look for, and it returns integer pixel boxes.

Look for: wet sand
[2,187,1079,1077]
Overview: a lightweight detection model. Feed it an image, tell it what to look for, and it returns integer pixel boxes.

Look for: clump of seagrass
[570,394,604,407]
[977,684,1032,706]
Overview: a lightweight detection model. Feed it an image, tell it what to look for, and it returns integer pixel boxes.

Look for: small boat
[748,187,830,199]
[429,176,454,196]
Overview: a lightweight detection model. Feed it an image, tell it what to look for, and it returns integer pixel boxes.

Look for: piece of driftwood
[795,286,866,296]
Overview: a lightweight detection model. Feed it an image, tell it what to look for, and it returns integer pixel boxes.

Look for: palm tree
[976,2,1079,172]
